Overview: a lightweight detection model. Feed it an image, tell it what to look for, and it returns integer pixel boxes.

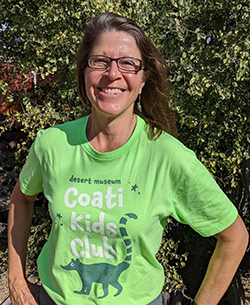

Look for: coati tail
[119,213,137,261]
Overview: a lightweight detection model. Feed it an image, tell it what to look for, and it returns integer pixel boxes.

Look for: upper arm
[214,214,249,246]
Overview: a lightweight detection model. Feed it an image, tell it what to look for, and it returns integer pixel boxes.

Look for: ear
[138,74,147,95]
[139,69,150,94]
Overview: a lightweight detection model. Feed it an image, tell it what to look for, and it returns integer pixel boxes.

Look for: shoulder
[36,116,87,145]
[33,116,88,154]
[139,121,196,165]
[158,131,195,157]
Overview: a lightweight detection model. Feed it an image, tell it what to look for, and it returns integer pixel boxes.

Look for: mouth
[98,88,124,95]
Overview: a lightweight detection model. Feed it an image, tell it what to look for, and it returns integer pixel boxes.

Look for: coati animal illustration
[61,213,137,299]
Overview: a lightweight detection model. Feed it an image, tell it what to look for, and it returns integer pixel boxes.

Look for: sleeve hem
[19,180,42,196]
[195,208,238,237]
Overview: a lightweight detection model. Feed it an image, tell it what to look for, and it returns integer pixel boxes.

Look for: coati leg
[112,282,123,297]
[74,283,91,295]
[98,283,109,299]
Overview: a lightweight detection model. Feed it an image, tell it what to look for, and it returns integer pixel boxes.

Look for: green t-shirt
[20,115,237,305]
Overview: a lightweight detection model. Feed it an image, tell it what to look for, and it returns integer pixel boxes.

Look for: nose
[106,60,121,80]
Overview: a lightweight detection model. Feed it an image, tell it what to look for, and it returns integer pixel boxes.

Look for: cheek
[84,69,99,86]
[84,72,96,97]
[84,70,92,87]
[126,74,144,91]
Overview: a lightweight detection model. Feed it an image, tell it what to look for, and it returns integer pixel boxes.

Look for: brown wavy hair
[76,12,178,139]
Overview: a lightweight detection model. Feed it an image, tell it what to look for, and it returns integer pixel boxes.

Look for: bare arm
[8,179,40,305]
[194,214,249,305]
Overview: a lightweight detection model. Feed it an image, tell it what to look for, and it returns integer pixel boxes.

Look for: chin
[93,103,132,117]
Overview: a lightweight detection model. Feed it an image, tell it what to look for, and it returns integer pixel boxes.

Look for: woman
[8,12,248,305]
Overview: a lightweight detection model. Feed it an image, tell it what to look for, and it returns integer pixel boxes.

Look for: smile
[98,88,124,95]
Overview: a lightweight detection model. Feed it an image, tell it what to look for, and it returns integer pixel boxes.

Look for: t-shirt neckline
[80,115,144,160]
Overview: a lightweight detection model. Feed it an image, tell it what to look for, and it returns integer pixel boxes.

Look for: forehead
[90,30,142,58]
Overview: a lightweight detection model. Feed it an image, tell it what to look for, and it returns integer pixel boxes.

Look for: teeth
[103,88,123,95]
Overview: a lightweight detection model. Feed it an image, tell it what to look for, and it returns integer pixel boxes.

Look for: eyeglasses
[87,55,145,72]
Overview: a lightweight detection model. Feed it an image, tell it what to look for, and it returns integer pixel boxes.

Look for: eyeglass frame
[86,55,145,72]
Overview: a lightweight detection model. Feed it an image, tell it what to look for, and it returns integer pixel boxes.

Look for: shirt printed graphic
[61,213,137,298]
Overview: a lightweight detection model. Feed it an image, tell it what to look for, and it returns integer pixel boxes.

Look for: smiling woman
[8,12,248,305]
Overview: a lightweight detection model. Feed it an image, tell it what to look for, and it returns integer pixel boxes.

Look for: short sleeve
[19,134,44,196]
[170,155,238,237]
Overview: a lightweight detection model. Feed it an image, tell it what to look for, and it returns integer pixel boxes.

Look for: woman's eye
[119,58,140,70]
[94,58,108,66]
[121,60,135,66]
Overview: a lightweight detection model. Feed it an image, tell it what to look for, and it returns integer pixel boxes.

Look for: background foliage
[0,0,249,302]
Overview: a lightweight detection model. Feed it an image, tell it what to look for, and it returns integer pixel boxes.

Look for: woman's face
[84,31,145,119]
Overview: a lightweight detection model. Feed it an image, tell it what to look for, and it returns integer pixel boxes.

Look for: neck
[86,111,137,153]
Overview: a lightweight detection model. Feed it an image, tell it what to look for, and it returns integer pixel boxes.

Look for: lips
[98,88,124,95]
